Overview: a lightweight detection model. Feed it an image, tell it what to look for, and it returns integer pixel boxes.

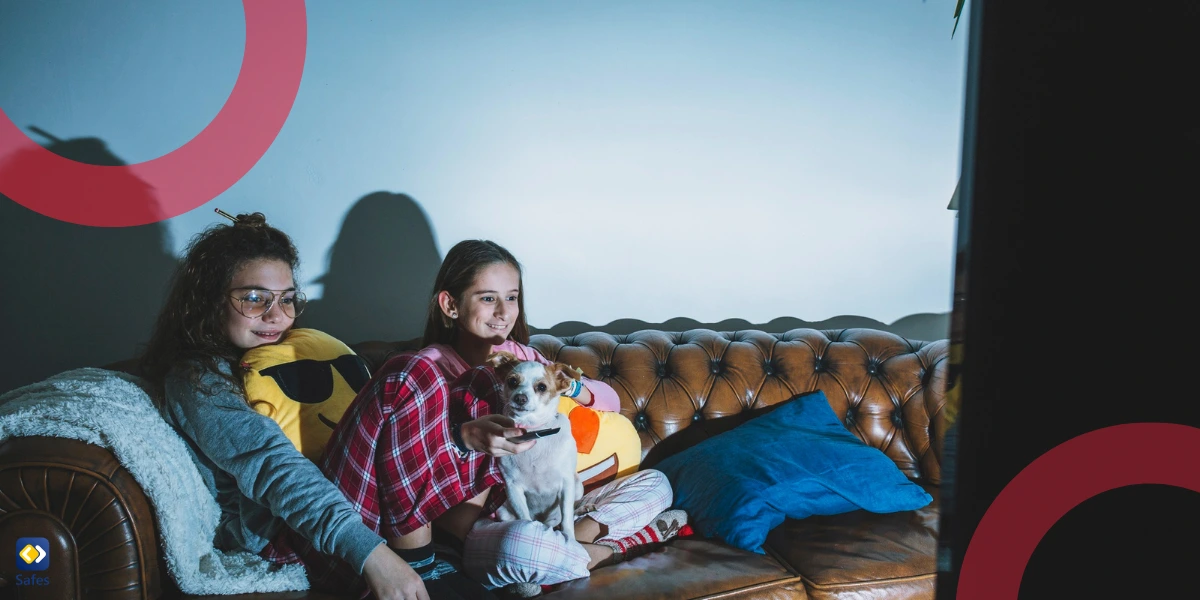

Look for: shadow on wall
[299,192,442,345]
[299,193,948,344]
[0,129,177,394]
[532,313,951,343]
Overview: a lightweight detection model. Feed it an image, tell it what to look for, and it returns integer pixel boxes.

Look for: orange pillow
[557,396,642,493]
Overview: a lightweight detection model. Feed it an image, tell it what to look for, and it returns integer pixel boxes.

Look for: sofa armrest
[0,436,167,600]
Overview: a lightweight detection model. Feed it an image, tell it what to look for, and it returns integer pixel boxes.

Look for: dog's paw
[495,504,518,522]
[504,582,543,598]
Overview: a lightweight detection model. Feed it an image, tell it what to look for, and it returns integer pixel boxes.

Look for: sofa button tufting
[15,325,952,600]
[763,362,775,376]
[656,364,669,378]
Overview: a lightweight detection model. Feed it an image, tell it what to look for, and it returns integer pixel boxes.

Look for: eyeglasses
[228,288,307,319]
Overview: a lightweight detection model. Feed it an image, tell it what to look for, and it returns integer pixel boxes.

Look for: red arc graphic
[0,1,307,227]
[957,422,1200,598]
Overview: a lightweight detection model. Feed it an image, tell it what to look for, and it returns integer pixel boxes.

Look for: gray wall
[0,1,968,393]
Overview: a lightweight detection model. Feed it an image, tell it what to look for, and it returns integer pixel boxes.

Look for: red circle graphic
[0,1,307,227]
[957,422,1200,598]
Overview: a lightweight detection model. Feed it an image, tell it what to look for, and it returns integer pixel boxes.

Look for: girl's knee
[631,469,674,512]
[490,520,553,556]
[464,520,589,586]
[634,468,668,486]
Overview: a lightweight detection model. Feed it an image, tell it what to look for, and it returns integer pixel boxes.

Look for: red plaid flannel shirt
[261,351,507,591]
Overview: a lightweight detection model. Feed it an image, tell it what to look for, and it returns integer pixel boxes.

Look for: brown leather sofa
[0,327,949,600]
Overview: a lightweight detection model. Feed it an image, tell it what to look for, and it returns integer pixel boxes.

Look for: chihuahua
[486,351,584,543]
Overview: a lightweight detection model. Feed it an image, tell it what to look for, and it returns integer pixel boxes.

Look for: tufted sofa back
[354,327,951,486]
[0,326,945,600]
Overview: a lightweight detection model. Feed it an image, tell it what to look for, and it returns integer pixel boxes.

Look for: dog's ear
[551,362,582,395]
[486,351,520,374]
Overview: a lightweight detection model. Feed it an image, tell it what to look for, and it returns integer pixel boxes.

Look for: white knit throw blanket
[0,368,309,595]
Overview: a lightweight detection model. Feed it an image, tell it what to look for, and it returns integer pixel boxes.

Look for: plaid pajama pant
[260,350,673,593]
[260,352,505,595]
[463,469,673,587]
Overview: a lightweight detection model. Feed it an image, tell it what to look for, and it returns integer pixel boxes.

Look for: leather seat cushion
[765,487,939,600]
[546,538,807,599]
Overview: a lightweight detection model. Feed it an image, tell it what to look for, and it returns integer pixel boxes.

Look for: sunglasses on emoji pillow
[241,328,371,462]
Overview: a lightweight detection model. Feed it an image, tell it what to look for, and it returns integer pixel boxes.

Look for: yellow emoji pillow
[557,396,642,494]
[241,328,371,462]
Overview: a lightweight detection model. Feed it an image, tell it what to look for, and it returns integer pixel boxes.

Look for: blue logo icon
[16,537,49,571]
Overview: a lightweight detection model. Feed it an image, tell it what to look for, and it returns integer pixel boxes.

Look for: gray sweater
[161,362,384,573]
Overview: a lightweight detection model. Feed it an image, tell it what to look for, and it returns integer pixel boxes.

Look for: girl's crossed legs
[462,469,673,588]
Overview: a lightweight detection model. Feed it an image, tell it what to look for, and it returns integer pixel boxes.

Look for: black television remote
[507,427,561,442]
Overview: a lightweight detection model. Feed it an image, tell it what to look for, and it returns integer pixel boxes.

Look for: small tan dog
[486,351,584,543]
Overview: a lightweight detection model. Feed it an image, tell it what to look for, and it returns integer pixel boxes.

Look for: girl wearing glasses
[142,212,496,600]
[142,214,682,600]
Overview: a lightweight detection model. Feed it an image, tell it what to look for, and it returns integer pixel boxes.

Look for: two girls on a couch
[140,212,685,600]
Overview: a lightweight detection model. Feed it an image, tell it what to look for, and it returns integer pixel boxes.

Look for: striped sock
[392,544,457,580]
[597,509,688,561]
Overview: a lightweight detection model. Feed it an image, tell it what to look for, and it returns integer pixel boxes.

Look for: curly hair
[139,212,300,400]
[421,240,529,348]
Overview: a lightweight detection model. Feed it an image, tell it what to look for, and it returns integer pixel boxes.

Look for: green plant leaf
[952,0,966,38]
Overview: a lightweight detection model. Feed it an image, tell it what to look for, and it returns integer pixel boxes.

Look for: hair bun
[233,212,268,228]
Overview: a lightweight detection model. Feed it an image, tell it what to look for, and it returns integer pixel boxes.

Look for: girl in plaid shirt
[404,240,687,595]
[146,213,517,600]
[147,214,683,600]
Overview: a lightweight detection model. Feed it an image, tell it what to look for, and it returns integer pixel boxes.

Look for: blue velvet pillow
[654,390,933,553]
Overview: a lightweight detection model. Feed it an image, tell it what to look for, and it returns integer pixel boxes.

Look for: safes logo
[16,537,49,571]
